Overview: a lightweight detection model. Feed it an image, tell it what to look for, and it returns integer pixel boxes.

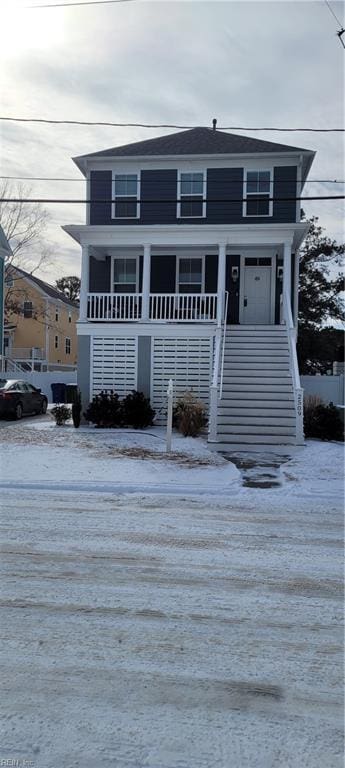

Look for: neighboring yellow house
[4,267,78,371]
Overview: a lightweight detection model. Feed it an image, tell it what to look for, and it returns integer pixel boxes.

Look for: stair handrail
[209,291,228,442]
[282,288,304,444]
[219,290,229,400]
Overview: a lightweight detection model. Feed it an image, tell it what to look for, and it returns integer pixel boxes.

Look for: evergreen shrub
[51,404,71,426]
[121,390,155,428]
[84,391,122,428]
[304,397,344,441]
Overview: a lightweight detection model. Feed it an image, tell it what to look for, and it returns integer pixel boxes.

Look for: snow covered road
[0,424,343,767]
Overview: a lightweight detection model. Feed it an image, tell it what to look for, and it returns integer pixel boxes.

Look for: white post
[79,244,90,322]
[166,378,173,453]
[216,242,226,326]
[142,243,151,321]
[293,248,300,330]
[283,241,292,312]
[295,387,304,445]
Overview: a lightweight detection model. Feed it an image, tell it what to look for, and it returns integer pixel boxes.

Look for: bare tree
[0,180,54,318]
[0,180,52,274]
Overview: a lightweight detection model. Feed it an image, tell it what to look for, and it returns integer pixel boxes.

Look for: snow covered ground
[0,418,344,768]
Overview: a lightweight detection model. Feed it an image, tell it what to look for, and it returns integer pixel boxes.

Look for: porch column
[216,242,226,326]
[142,243,151,321]
[283,241,292,311]
[79,244,90,322]
[293,248,300,330]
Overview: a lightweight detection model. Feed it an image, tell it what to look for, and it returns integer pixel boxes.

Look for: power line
[26,0,135,8]
[324,0,345,48]
[0,116,343,131]
[0,175,344,184]
[1,195,344,204]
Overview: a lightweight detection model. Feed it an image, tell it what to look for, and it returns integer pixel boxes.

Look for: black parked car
[0,379,48,420]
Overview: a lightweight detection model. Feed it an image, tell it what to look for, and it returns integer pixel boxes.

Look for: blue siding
[89,166,298,226]
[273,166,297,222]
[90,171,112,225]
[141,170,177,224]
[207,168,243,223]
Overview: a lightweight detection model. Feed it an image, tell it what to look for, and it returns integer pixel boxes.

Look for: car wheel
[15,403,23,420]
[40,399,48,415]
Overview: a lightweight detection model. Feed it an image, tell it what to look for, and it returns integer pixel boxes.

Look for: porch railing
[149,293,217,322]
[282,288,304,445]
[87,293,142,321]
[86,292,218,322]
[11,347,45,360]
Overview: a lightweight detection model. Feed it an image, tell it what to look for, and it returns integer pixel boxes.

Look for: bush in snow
[173,391,207,437]
[84,391,122,428]
[51,404,71,426]
[72,390,82,429]
[121,391,155,429]
[304,398,344,441]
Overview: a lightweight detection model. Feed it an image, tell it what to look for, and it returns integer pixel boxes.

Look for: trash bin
[65,383,79,404]
[51,382,67,403]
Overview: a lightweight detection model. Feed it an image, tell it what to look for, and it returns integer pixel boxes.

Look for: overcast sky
[0,0,344,283]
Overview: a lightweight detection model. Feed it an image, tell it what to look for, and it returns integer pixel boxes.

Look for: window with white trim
[245,170,272,216]
[55,335,59,349]
[113,174,139,219]
[68,311,72,323]
[178,173,205,218]
[178,257,203,294]
[65,337,71,355]
[23,301,33,319]
[113,257,138,293]
[55,306,59,322]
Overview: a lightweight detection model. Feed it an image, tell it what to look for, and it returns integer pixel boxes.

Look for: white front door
[242,266,272,324]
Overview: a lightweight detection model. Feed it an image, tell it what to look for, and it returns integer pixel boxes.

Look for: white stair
[210,325,298,451]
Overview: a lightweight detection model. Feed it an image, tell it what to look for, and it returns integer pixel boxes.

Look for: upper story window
[177,257,204,293]
[68,311,72,323]
[113,256,138,293]
[23,301,33,319]
[244,170,272,217]
[55,335,59,349]
[178,172,205,218]
[112,174,139,219]
[55,306,59,322]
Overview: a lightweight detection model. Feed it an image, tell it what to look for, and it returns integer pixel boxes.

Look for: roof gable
[7,266,79,308]
[75,126,312,163]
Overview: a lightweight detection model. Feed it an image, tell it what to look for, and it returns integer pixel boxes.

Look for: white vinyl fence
[1,370,77,402]
[301,375,344,406]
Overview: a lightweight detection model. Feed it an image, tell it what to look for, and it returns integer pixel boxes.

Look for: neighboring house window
[178,257,203,294]
[55,306,59,322]
[5,276,14,288]
[23,301,33,318]
[244,170,272,216]
[68,311,72,323]
[178,172,205,218]
[113,174,139,219]
[113,257,138,293]
[65,338,71,355]
[55,335,59,349]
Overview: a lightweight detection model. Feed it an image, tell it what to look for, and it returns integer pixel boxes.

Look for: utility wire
[0,116,343,131]
[1,195,344,204]
[324,0,345,47]
[26,0,135,8]
[0,175,344,184]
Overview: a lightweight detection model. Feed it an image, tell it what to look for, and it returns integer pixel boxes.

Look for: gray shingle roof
[9,266,79,308]
[76,127,311,161]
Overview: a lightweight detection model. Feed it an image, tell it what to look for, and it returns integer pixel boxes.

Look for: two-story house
[4,267,78,371]
[64,125,315,449]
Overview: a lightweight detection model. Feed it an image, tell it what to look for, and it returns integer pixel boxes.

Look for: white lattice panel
[91,337,137,396]
[152,337,212,420]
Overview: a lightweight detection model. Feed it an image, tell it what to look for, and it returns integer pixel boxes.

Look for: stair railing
[209,291,228,442]
[282,288,304,444]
